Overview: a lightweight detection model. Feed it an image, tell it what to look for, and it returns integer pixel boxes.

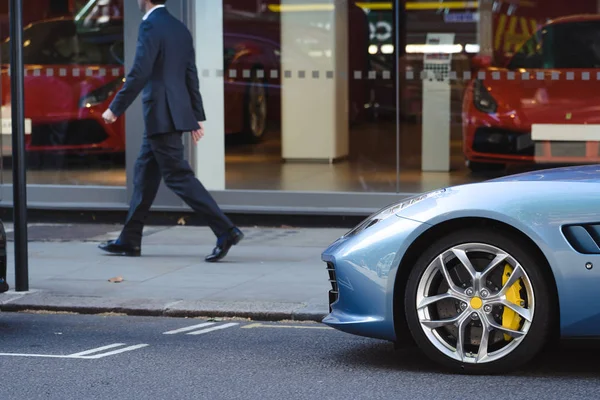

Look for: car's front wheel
[404,228,554,374]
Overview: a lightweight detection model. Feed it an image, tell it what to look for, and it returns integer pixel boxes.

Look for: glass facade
[0,0,125,186]
[220,0,600,196]
[222,0,399,192]
[0,0,599,213]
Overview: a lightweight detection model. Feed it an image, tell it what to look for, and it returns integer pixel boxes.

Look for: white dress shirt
[142,4,165,21]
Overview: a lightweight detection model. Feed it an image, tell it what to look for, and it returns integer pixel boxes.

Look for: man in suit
[98,0,243,262]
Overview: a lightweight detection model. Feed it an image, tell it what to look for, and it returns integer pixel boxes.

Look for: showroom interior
[0,0,598,215]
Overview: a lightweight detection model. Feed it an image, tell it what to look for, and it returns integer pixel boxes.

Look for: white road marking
[69,343,127,357]
[163,322,216,335]
[0,353,74,358]
[82,344,149,359]
[0,343,149,359]
[187,322,239,335]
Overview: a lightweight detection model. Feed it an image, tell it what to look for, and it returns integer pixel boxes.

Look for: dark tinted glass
[1,20,123,65]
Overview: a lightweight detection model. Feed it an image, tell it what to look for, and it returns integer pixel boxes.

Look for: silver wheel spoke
[417,292,458,310]
[487,317,526,339]
[436,255,463,295]
[455,313,471,361]
[481,253,508,282]
[452,248,478,282]
[420,311,465,330]
[496,298,532,322]
[476,318,491,363]
[498,264,525,296]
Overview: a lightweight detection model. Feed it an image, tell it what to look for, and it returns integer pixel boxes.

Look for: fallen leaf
[108,276,124,283]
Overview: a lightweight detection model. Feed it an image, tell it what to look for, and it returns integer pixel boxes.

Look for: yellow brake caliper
[501,264,523,341]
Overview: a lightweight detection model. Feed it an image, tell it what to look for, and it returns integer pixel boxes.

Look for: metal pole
[9,0,28,292]
[395,0,401,193]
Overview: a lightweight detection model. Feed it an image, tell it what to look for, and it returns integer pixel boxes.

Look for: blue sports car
[322,165,600,374]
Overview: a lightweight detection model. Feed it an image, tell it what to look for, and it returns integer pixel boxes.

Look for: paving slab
[0,223,349,321]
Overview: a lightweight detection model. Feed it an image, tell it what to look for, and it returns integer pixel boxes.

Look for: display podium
[421,33,455,172]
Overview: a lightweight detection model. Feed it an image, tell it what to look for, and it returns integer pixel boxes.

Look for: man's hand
[191,121,204,144]
[102,109,117,124]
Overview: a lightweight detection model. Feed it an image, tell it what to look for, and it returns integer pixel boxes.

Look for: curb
[0,292,327,323]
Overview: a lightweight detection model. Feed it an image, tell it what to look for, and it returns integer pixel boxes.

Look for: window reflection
[0,0,126,186]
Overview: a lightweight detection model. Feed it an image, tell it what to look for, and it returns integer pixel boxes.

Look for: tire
[242,67,268,143]
[403,228,554,374]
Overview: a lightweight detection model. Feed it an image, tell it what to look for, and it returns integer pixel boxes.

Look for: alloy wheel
[415,243,535,364]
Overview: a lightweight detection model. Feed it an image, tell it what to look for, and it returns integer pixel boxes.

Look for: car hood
[390,165,600,230]
[0,65,121,117]
[483,68,600,126]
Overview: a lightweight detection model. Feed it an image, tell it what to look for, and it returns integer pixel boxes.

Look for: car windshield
[0,19,123,65]
[550,21,600,68]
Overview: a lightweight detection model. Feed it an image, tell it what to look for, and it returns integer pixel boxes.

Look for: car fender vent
[326,262,338,312]
[562,224,600,254]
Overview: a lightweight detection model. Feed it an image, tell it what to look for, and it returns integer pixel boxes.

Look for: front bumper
[468,126,600,164]
[472,127,534,156]
[320,216,426,342]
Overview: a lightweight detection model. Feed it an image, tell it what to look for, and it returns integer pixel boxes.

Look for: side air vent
[326,262,339,312]
[562,224,600,254]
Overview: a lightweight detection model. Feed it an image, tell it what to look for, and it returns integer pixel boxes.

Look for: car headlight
[345,189,447,237]
[79,77,124,108]
[472,79,497,114]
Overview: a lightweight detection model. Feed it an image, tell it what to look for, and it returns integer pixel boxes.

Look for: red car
[462,15,600,172]
[0,17,126,155]
[0,15,279,157]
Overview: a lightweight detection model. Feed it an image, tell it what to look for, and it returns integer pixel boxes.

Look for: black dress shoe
[205,227,244,262]
[98,240,141,257]
[0,278,8,293]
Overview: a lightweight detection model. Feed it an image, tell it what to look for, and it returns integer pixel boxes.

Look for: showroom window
[0,0,125,187]
[215,0,600,197]
[220,0,399,193]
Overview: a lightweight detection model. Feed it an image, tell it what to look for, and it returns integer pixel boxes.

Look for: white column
[280,1,349,163]
[192,1,226,190]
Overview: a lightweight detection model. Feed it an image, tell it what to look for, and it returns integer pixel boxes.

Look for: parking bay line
[81,344,149,359]
[163,322,216,335]
[0,343,149,359]
[69,343,129,357]
[186,322,239,335]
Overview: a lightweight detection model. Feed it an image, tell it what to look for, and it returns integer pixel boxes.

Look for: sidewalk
[0,223,348,322]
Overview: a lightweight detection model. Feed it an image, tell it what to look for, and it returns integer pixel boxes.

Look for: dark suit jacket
[109,7,206,136]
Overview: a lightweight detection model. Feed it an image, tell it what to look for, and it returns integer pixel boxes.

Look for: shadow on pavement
[333,340,600,377]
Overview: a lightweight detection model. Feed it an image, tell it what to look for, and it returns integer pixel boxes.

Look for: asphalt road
[0,312,599,400]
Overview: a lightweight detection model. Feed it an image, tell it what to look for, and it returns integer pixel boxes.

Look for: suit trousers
[118,132,234,247]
